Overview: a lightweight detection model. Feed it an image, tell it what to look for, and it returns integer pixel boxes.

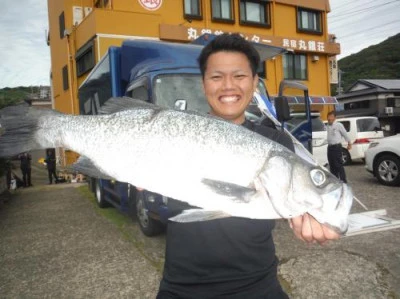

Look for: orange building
[47,0,340,163]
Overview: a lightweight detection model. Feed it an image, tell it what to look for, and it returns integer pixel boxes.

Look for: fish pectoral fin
[169,209,231,222]
[201,178,256,202]
[71,156,114,180]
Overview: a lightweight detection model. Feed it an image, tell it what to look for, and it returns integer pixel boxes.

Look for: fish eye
[310,169,326,187]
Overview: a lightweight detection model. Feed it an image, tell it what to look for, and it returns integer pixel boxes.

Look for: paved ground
[274,161,400,298]
[0,157,399,298]
[0,152,162,298]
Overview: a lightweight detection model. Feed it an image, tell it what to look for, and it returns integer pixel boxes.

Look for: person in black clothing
[157,34,340,299]
[45,150,58,184]
[18,152,32,187]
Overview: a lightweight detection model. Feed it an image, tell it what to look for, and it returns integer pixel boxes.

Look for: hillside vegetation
[0,86,35,109]
[337,33,400,92]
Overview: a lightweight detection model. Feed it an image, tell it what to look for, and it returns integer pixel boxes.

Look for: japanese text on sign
[282,38,325,52]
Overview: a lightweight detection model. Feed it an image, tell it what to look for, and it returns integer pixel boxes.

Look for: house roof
[337,79,400,100]
[359,79,400,90]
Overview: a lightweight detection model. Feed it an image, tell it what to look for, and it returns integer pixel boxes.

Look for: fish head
[257,151,353,234]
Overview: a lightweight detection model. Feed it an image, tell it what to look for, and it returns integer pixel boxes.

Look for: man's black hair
[197,33,260,78]
[327,111,337,117]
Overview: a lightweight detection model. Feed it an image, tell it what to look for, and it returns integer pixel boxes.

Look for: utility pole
[337,69,345,95]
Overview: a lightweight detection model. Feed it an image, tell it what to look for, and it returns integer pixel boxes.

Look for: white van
[335,116,384,164]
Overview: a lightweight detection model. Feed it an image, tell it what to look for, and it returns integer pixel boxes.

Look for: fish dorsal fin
[72,156,114,180]
[169,209,231,222]
[99,97,162,115]
[201,178,256,202]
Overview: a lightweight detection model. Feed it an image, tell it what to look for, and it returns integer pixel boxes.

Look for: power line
[330,0,400,22]
[330,0,366,12]
[337,20,400,40]
[330,0,377,15]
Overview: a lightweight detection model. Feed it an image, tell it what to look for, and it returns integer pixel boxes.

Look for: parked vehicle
[365,134,400,186]
[335,116,384,165]
[286,113,328,166]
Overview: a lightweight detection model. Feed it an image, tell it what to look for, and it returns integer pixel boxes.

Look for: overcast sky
[0,0,399,88]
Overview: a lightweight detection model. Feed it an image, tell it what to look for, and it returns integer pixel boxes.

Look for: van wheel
[341,149,352,165]
[136,190,164,237]
[374,155,400,186]
[95,180,110,208]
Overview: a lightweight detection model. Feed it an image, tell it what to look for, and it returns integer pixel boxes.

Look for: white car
[365,134,400,186]
[336,116,384,164]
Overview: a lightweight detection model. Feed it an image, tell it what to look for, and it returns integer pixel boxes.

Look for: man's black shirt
[157,120,294,299]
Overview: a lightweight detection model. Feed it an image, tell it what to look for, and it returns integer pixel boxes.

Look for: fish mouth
[218,95,241,104]
[310,183,353,234]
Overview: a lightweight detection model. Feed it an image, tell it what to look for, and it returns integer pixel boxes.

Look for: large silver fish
[0,98,353,233]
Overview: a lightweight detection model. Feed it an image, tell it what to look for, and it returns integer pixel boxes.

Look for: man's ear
[253,74,259,91]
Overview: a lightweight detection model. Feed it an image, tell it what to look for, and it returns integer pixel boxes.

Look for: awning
[270,96,339,105]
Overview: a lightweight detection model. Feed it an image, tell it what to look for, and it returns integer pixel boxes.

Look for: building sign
[282,38,325,52]
[138,0,162,11]
[329,56,339,84]
[159,24,340,55]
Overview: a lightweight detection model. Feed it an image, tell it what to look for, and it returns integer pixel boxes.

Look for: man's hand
[289,214,340,245]
[347,143,352,150]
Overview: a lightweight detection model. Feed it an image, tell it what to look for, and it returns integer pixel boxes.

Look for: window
[130,86,149,102]
[212,0,234,22]
[283,53,307,80]
[95,0,109,8]
[344,101,370,110]
[62,65,69,91]
[153,74,209,113]
[184,0,202,19]
[338,121,350,132]
[297,8,322,34]
[59,12,65,39]
[76,41,95,77]
[240,0,270,27]
[356,118,381,132]
[387,98,400,108]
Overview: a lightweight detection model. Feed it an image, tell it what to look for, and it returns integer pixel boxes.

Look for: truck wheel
[88,177,96,193]
[95,180,110,208]
[136,190,163,237]
[374,154,400,186]
[341,149,352,165]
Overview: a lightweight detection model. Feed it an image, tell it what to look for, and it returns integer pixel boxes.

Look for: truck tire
[95,179,110,208]
[374,154,400,186]
[88,177,96,193]
[136,190,164,237]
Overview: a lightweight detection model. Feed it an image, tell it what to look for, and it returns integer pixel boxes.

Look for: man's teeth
[220,96,239,103]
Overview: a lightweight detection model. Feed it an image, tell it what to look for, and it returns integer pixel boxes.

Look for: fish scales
[0,100,353,233]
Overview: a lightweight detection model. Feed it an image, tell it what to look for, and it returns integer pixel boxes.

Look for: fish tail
[0,105,58,157]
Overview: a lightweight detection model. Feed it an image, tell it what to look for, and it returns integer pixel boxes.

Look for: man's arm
[338,123,352,150]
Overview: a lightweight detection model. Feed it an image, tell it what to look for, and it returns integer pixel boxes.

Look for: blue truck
[78,36,314,236]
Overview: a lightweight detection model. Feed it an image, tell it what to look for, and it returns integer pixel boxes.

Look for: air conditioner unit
[385,107,394,115]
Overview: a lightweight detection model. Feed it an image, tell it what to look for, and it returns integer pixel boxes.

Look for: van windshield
[356,118,382,132]
[153,74,209,113]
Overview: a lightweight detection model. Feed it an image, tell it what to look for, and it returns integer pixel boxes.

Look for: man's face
[327,114,336,125]
[202,51,258,124]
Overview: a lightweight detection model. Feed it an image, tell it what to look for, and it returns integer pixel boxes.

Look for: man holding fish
[156,34,340,299]
[0,34,350,298]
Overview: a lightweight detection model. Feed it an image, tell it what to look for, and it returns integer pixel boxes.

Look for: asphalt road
[0,160,399,298]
